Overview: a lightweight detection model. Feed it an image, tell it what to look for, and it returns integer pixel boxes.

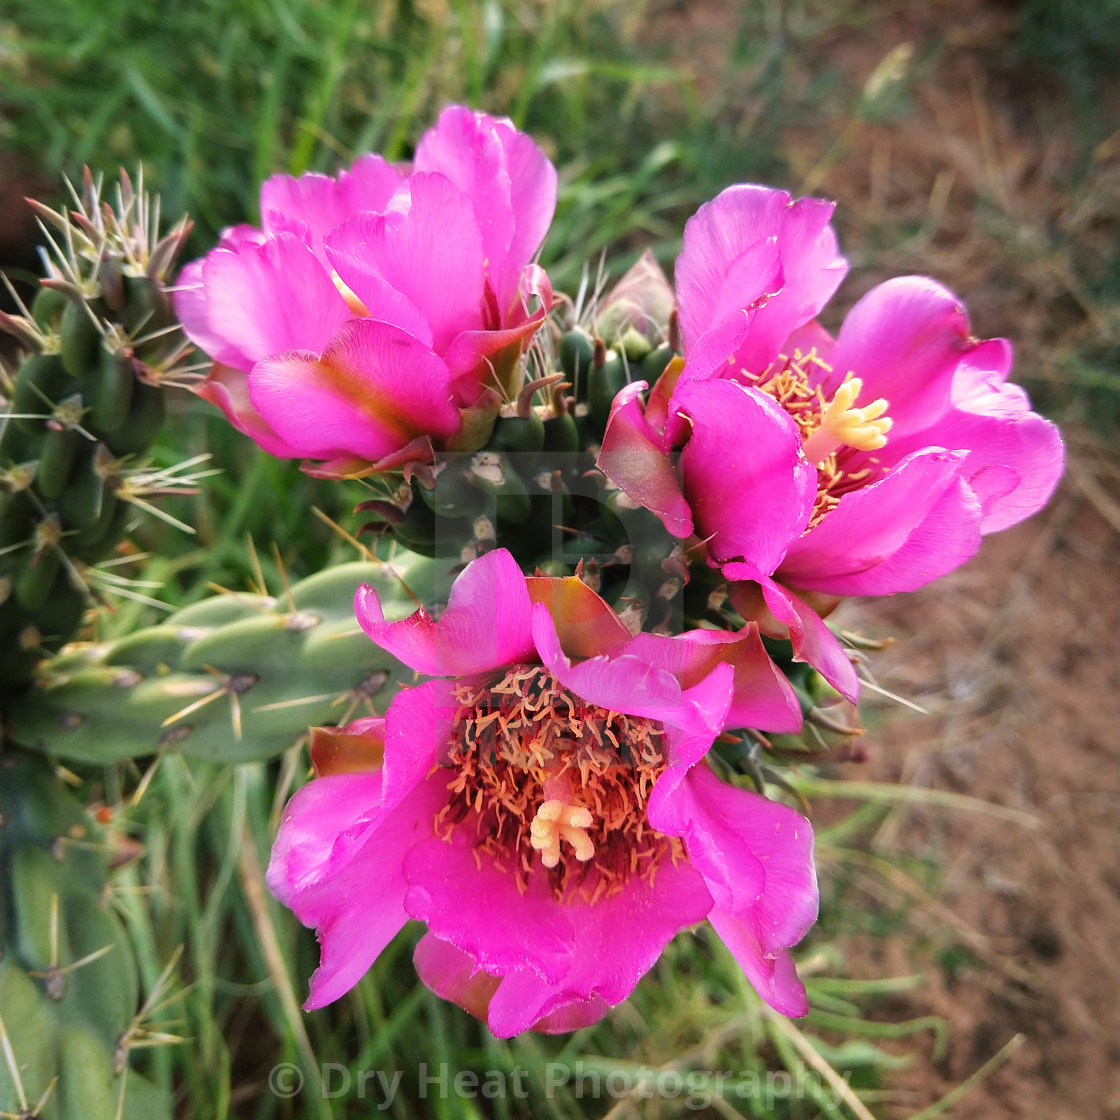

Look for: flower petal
[883,361,1064,534]
[669,763,816,953]
[355,548,535,677]
[725,572,860,703]
[625,625,803,734]
[708,909,810,1018]
[826,276,975,441]
[677,185,846,373]
[310,718,385,777]
[267,770,384,905]
[194,364,309,458]
[525,574,632,659]
[248,318,460,461]
[326,173,487,354]
[413,933,501,1023]
[531,602,685,719]
[674,378,815,573]
[381,679,459,815]
[259,154,405,262]
[597,381,694,538]
[267,769,447,1009]
[416,106,557,313]
[779,448,982,595]
[403,831,575,985]
[483,860,713,1037]
[191,233,351,370]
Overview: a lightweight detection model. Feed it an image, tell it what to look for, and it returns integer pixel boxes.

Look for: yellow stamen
[800,376,892,466]
[530,799,595,868]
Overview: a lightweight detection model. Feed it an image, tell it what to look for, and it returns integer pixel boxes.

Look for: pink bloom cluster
[175,106,556,475]
[245,111,1064,1037]
[267,549,818,1033]
[599,184,1064,698]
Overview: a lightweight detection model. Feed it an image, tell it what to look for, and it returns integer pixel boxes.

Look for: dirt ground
[642,1,1119,1115]
[838,457,1119,1119]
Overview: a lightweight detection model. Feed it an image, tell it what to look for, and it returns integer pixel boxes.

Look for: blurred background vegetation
[1,1,1116,1117]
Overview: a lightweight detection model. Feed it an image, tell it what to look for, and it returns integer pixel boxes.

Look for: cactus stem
[161,667,259,740]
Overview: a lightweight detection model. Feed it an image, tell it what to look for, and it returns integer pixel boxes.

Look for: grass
[2,0,1116,1116]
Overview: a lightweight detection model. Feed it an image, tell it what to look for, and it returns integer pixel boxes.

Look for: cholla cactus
[0,169,194,687]
[6,555,433,767]
[0,751,172,1120]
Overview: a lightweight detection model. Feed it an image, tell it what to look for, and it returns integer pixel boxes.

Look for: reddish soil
[840,461,1119,1119]
[644,1,1120,1114]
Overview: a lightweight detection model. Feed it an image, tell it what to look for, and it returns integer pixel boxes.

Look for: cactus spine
[0,169,193,687]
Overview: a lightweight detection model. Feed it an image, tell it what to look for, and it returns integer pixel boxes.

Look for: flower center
[741,349,891,530]
[436,664,683,902]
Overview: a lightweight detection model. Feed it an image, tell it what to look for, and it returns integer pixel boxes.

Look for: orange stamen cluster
[435,664,683,903]
[746,350,885,530]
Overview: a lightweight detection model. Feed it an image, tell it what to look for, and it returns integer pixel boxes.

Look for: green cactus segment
[6,554,437,766]
[0,751,172,1120]
[0,169,193,688]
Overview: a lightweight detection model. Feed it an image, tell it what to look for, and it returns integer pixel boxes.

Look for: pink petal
[194,364,308,458]
[673,378,815,573]
[884,368,1064,534]
[675,764,816,953]
[413,934,501,1023]
[725,573,860,703]
[779,448,982,595]
[414,932,613,1035]
[267,770,384,906]
[381,680,459,815]
[524,574,632,659]
[193,233,351,371]
[678,239,784,381]
[259,154,404,263]
[403,831,575,985]
[355,548,535,676]
[826,276,976,441]
[416,106,557,313]
[831,477,982,594]
[597,382,694,538]
[483,860,713,1037]
[531,602,685,719]
[248,318,460,460]
[626,626,803,734]
[677,185,846,373]
[708,909,810,1018]
[442,302,548,395]
[488,119,558,310]
[414,107,512,298]
[325,173,486,354]
[645,662,736,815]
[267,770,447,1009]
[172,258,224,361]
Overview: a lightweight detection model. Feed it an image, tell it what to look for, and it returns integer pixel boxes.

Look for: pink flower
[175,106,557,475]
[267,549,818,1035]
[599,186,1064,699]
